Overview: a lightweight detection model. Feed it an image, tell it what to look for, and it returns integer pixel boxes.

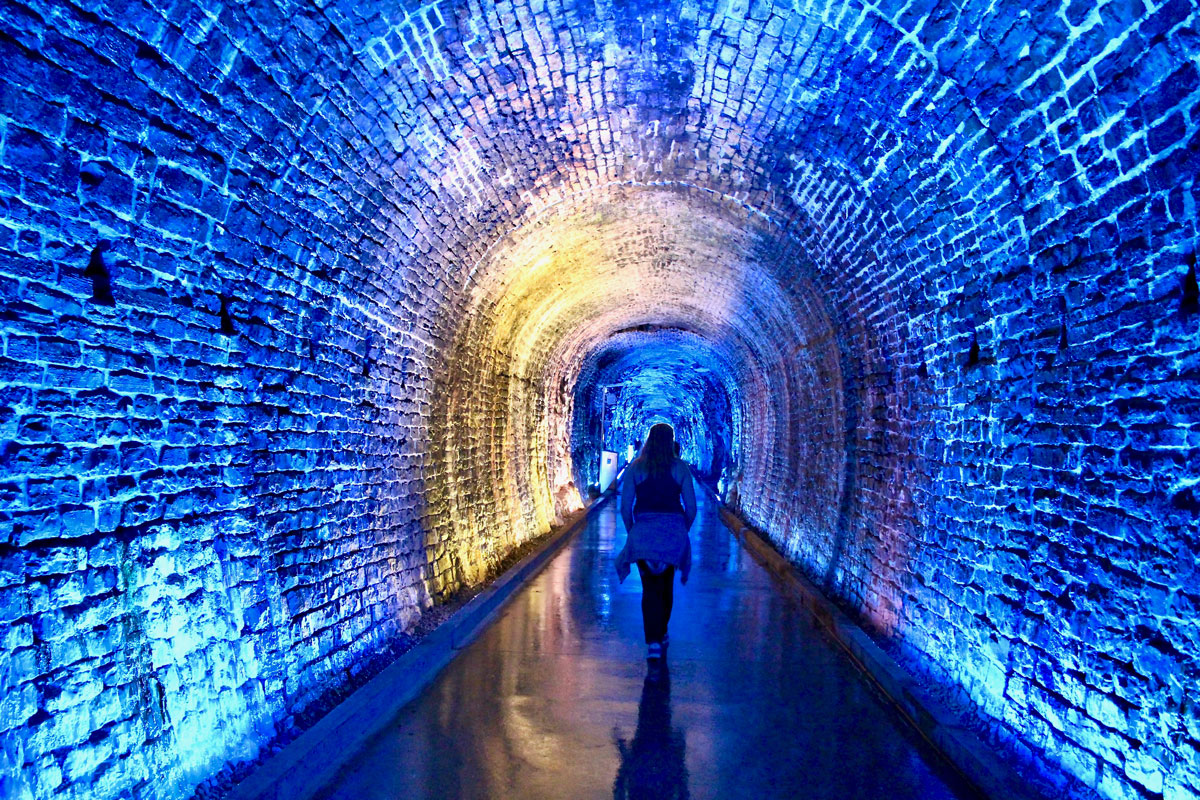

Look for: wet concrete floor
[314,491,978,800]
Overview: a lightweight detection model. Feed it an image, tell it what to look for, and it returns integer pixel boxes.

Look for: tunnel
[571,329,737,492]
[0,0,1197,798]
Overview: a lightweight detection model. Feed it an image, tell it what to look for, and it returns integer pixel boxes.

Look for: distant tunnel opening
[570,330,737,496]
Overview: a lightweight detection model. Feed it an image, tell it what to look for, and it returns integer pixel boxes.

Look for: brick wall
[0,0,1196,799]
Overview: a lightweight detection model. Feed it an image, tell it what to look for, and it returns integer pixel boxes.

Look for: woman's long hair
[637,423,676,477]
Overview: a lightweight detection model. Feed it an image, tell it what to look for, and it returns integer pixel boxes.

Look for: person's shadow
[612,661,690,800]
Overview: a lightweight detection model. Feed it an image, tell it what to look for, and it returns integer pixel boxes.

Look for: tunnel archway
[427,184,850,601]
[570,328,739,493]
[0,0,1196,798]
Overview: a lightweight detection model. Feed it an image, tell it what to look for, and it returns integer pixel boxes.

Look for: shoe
[647,642,662,659]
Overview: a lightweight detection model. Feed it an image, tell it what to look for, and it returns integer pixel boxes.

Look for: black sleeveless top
[633,466,684,517]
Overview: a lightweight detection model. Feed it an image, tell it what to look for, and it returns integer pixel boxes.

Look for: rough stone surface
[0,0,1197,799]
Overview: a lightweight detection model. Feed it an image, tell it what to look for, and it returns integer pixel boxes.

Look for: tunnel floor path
[312,490,978,800]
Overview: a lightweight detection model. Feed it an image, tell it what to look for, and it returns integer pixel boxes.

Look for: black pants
[636,561,675,644]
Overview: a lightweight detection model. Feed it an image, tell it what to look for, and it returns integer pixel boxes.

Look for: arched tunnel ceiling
[462,186,827,375]
[433,184,846,563]
[293,0,1022,308]
[1,0,1197,799]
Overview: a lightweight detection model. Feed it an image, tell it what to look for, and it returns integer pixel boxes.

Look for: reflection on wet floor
[314,491,978,800]
[613,660,688,799]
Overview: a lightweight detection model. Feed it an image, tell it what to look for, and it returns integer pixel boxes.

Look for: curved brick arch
[0,0,1197,799]
[421,184,848,599]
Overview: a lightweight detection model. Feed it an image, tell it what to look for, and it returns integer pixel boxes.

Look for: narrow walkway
[314,491,977,800]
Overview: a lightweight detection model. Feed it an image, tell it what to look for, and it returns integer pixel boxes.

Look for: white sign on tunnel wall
[599,451,619,493]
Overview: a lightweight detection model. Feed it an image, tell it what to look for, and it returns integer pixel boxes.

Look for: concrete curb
[224,498,608,800]
[715,504,1042,800]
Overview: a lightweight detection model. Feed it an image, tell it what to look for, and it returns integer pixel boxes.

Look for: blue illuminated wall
[0,0,1197,799]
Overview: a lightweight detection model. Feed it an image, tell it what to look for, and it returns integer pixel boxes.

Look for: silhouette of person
[615,423,697,659]
[612,662,689,799]
[708,434,727,492]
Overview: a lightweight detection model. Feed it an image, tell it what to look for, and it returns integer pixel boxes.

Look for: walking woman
[615,423,697,659]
